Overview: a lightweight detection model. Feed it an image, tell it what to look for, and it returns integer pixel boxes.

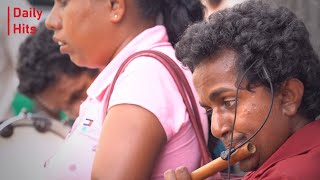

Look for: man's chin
[239,156,259,172]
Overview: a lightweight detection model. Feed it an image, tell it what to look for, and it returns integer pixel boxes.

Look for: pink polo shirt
[44,25,208,179]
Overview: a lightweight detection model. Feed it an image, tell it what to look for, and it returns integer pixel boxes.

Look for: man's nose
[210,110,232,139]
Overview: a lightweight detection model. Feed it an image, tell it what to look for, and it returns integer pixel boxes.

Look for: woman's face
[192,50,292,172]
[202,0,246,19]
[46,0,117,68]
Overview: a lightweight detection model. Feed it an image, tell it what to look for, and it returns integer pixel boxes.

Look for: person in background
[0,0,39,119]
[201,0,246,18]
[45,0,210,179]
[17,21,99,122]
[165,0,320,179]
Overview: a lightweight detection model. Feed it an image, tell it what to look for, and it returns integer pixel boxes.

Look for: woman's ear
[280,78,304,117]
[108,0,125,23]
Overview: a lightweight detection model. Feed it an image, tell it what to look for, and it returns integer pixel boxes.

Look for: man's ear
[280,78,304,116]
[108,0,125,23]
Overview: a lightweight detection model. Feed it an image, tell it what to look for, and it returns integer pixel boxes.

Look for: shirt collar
[87,25,169,99]
[245,119,320,178]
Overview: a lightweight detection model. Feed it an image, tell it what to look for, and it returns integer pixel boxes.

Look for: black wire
[231,66,274,152]
[225,65,274,180]
[226,60,257,179]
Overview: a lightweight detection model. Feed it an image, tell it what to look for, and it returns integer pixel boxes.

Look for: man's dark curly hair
[17,21,99,98]
[175,0,320,121]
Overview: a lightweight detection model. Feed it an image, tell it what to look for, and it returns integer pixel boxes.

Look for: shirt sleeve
[108,56,189,140]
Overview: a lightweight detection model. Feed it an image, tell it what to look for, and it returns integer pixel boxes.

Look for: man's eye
[224,99,236,108]
[205,108,213,116]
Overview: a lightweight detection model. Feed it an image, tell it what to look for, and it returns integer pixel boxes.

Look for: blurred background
[274,0,320,56]
[0,0,319,179]
[1,0,319,128]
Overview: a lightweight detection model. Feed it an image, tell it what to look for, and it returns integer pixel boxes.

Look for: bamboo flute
[191,142,256,180]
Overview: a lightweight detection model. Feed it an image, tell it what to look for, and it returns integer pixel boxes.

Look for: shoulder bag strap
[105,50,211,164]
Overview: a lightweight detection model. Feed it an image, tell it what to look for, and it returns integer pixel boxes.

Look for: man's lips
[222,138,247,150]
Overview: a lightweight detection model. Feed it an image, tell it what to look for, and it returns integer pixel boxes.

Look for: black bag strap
[105,50,211,164]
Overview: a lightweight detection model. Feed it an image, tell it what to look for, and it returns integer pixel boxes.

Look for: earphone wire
[226,63,274,180]
[226,60,257,179]
[231,66,274,152]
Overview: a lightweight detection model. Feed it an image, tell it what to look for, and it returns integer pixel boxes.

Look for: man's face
[36,73,95,120]
[192,50,290,171]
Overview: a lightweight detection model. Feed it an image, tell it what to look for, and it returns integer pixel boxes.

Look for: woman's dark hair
[17,21,99,98]
[135,0,204,46]
[175,0,320,120]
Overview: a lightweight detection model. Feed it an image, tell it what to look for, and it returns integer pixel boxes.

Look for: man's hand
[164,166,192,180]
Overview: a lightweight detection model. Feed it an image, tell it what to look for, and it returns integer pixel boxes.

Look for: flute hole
[247,143,257,154]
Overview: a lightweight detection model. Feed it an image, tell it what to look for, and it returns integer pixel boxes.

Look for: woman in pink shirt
[45,0,209,179]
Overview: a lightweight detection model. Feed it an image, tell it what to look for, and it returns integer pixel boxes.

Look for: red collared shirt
[243,119,320,179]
